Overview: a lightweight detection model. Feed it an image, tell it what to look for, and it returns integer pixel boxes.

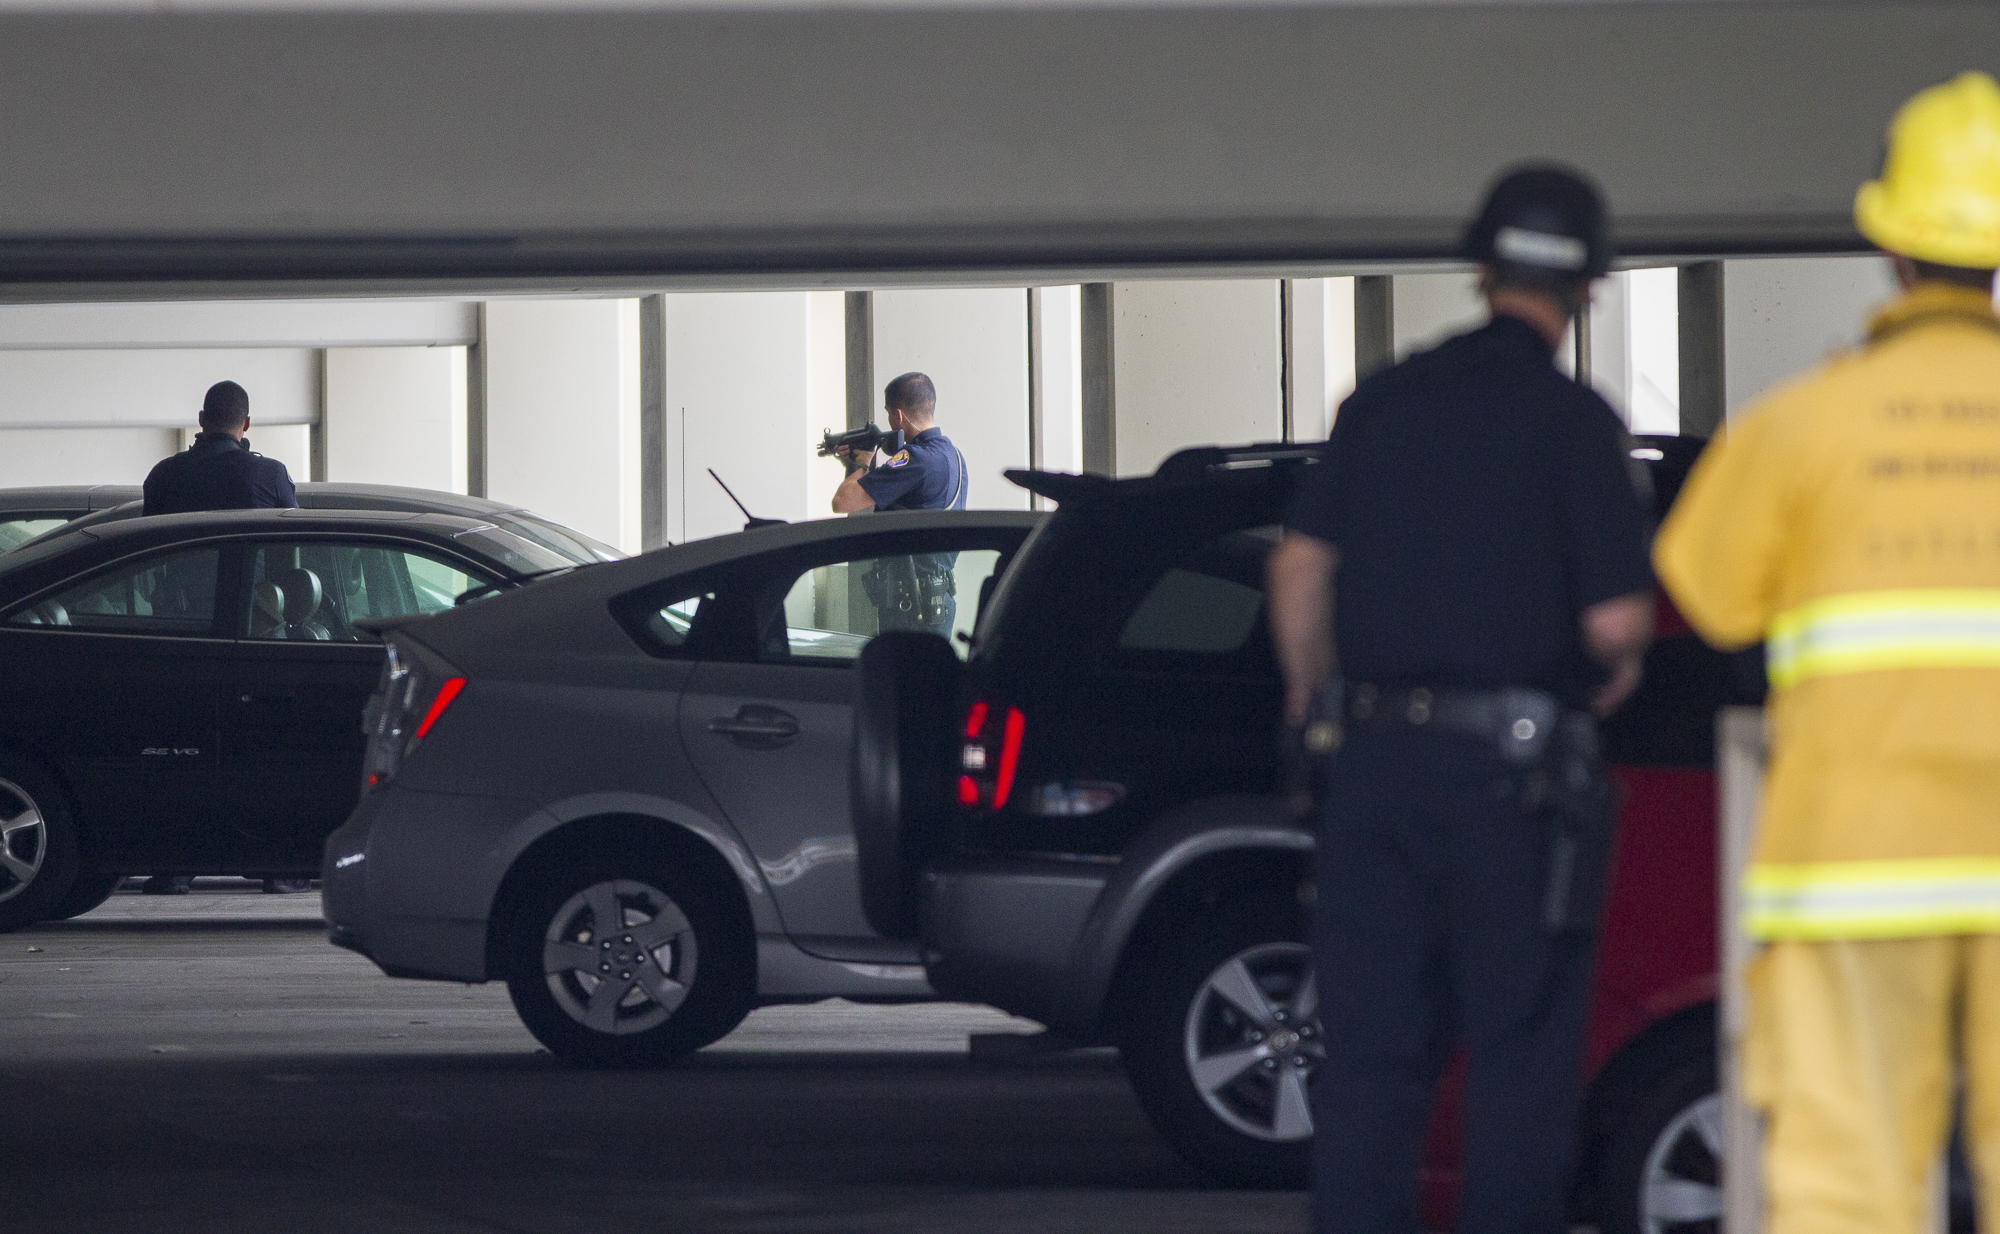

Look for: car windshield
[495,514,626,564]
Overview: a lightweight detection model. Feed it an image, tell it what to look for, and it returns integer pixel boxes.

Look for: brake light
[414,677,466,740]
[992,707,1026,810]
[960,701,1026,812]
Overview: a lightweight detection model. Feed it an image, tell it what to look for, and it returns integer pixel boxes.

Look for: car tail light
[958,701,1025,812]
[361,639,466,791]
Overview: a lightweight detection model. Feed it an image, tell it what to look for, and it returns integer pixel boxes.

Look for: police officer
[143,380,299,516]
[1266,165,1655,1233]
[831,371,968,635]
[141,379,301,895]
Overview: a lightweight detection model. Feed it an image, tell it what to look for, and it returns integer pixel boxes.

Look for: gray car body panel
[325,510,1040,1004]
[921,793,1314,1038]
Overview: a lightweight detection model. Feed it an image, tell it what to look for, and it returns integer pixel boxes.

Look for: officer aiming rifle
[827,371,969,636]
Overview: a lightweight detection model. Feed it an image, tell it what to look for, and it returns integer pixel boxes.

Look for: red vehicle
[854,435,1751,1233]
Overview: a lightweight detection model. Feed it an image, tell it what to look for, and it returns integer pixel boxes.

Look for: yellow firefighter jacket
[1656,282,2000,940]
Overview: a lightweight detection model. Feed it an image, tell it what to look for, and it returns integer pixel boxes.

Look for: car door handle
[708,707,801,747]
[237,691,298,705]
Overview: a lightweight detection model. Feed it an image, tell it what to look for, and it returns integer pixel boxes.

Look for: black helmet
[1462,164,1613,281]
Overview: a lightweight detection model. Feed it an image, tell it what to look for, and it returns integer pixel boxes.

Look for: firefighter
[1655,70,2000,1234]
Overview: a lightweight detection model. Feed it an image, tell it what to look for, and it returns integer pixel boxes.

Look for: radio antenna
[708,469,785,530]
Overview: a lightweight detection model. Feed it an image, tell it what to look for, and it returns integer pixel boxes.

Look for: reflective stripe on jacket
[1655,283,2000,941]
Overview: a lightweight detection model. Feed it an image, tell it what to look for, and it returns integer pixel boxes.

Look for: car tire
[1597,1052,1720,1234]
[1117,894,1316,1189]
[502,853,754,1068]
[0,755,81,934]
[46,869,123,921]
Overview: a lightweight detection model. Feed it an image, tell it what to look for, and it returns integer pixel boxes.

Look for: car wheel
[0,757,81,933]
[503,858,754,1068]
[47,869,123,921]
[1598,1054,1721,1234]
[1118,897,1316,1188]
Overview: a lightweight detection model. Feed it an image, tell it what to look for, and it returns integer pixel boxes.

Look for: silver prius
[323,510,1039,1066]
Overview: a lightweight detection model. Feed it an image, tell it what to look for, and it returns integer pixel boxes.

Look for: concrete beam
[0,1,1987,296]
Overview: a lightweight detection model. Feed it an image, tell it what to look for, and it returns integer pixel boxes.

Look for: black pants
[1312,726,1597,1234]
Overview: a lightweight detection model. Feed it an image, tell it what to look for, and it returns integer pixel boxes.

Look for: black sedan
[0,508,585,929]
[3,482,626,566]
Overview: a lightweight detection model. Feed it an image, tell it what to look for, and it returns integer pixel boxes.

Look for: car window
[496,513,626,564]
[643,592,712,650]
[767,549,1004,665]
[242,542,488,642]
[5,547,222,636]
[448,526,579,576]
[0,517,69,552]
[1116,526,1279,658]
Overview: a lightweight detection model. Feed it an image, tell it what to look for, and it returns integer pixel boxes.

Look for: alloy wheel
[0,777,47,905]
[542,879,699,1036]
[1182,941,1321,1142]
[1640,1091,1723,1233]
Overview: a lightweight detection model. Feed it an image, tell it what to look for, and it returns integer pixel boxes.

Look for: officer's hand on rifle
[833,443,872,474]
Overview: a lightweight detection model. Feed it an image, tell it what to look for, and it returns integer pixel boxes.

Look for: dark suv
[854,437,1757,1231]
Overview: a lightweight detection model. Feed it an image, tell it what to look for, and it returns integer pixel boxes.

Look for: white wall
[661,291,814,543]
[1723,255,1898,416]
[1111,279,1281,477]
[323,346,467,493]
[803,291,847,526]
[1624,268,1680,435]
[1392,272,1487,362]
[0,427,176,488]
[483,299,640,552]
[1034,285,1084,477]
[1289,277,1356,442]
[0,348,317,430]
[0,300,475,350]
[872,288,1031,509]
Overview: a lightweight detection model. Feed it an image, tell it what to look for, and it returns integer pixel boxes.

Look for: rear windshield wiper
[453,564,591,606]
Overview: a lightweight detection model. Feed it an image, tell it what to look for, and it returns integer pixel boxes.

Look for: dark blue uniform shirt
[142,433,299,516]
[1285,314,1651,707]
[858,427,967,511]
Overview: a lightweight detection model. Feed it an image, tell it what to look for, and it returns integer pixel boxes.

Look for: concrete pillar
[481,299,641,552]
[1353,275,1395,384]
[1678,263,1726,438]
[320,346,466,493]
[1108,279,1282,477]
[1722,255,1895,418]
[1030,285,1084,478]
[844,291,874,434]
[1081,283,1115,476]
[871,288,1031,509]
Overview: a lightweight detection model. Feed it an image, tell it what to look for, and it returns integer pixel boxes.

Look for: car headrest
[250,580,285,633]
[274,567,322,624]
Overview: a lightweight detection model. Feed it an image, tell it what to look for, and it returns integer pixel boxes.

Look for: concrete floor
[0,883,1309,1233]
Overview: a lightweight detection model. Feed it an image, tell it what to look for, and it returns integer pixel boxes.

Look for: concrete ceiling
[0,0,1991,299]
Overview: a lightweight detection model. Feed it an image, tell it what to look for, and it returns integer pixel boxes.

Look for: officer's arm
[1267,532,1338,726]
[832,457,877,513]
[1582,592,1652,718]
